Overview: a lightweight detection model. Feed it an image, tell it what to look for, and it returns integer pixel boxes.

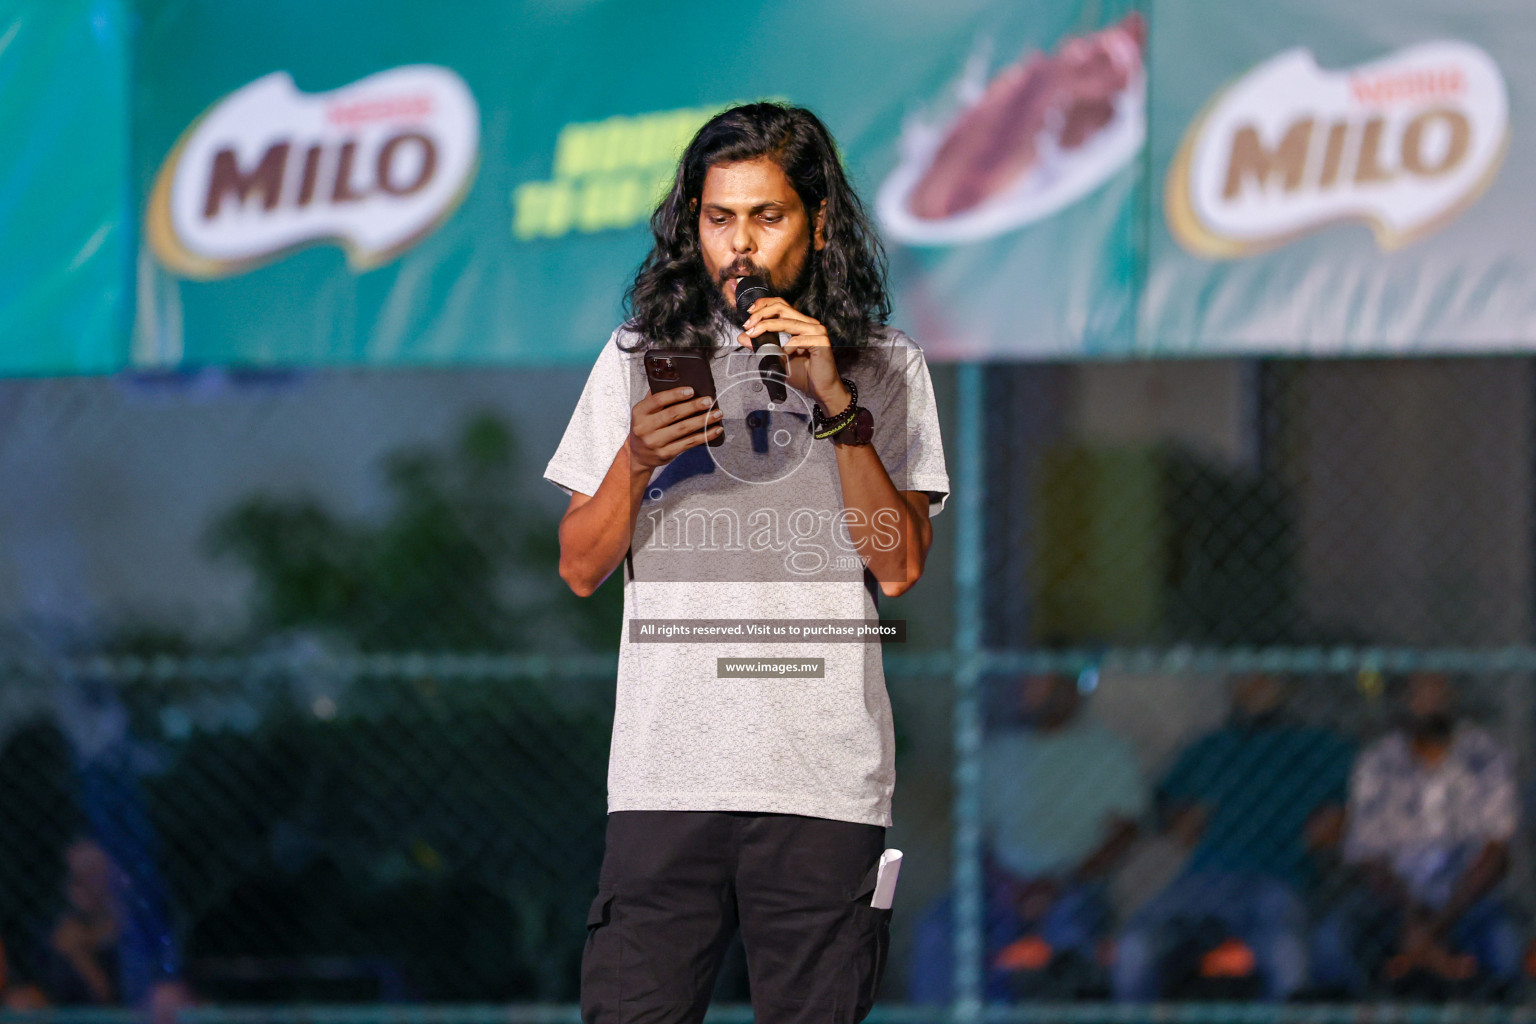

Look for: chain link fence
[0,357,1534,1020]
[0,652,618,1004]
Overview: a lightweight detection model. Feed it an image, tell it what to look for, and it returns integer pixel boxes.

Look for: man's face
[1407,672,1452,719]
[1231,674,1285,719]
[696,156,825,322]
[65,840,114,916]
[1018,675,1078,730]
[1406,672,1455,742]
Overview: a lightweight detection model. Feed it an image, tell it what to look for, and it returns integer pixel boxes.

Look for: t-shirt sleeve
[1102,735,1151,821]
[1159,735,1215,806]
[1466,730,1519,844]
[1342,740,1393,863]
[869,335,951,516]
[978,737,1009,838]
[1320,734,1356,807]
[544,331,635,498]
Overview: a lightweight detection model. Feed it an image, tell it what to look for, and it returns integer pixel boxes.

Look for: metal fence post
[951,362,985,1024]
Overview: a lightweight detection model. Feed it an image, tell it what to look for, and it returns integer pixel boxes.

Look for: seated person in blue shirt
[910,673,1147,1002]
[1112,675,1354,1001]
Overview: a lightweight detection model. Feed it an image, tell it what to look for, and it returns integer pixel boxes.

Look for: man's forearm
[1073,818,1139,882]
[832,443,930,595]
[558,445,652,596]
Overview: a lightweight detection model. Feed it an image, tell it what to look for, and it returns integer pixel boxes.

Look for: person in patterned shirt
[1316,674,1522,994]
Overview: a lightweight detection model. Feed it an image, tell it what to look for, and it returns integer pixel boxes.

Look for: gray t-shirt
[544,321,950,826]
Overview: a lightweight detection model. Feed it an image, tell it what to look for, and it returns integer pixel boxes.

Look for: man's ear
[813,199,827,250]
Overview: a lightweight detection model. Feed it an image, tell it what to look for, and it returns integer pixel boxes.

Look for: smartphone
[644,349,723,447]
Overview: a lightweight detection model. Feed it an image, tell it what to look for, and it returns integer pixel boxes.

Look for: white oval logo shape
[148,66,479,279]
[877,15,1147,246]
[1167,41,1508,258]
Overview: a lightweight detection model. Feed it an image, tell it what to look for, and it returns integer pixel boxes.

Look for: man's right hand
[628,387,723,471]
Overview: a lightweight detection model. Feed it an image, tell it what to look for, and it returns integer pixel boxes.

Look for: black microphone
[735,275,787,403]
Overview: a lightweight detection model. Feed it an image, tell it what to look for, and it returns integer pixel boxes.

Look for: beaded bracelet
[811,377,859,438]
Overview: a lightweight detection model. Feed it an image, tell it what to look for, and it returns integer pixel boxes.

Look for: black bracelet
[813,405,861,440]
[811,377,858,431]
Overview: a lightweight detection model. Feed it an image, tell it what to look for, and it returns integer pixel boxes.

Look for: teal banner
[130,0,1143,369]
[1142,0,1536,355]
[4,0,1536,372]
[0,0,131,376]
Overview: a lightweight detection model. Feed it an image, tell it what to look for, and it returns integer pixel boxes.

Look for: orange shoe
[995,935,1054,972]
[1200,938,1257,978]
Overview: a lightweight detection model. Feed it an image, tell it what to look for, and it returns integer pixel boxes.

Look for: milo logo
[147,66,479,278]
[1167,41,1508,257]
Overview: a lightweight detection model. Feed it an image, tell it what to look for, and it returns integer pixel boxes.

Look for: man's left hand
[739,298,851,417]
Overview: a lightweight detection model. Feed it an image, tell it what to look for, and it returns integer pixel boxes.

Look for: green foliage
[204,413,622,652]
[146,679,612,1001]
[0,721,79,973]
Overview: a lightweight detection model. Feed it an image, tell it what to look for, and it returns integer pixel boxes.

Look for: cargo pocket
[848,902,893,1023]
[580,890,618,1024]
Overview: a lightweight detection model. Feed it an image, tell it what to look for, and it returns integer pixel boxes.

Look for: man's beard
[703,250,817,328]
[1410,712,1454,744]
[1232,707,1283,732]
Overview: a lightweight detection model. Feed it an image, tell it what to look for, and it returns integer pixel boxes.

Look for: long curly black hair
[622,103,890,369]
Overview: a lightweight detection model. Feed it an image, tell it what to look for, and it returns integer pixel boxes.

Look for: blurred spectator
[51,678,184,1009]
[1313,674,1522,995]
[31,838,193,1022]
[37,839,122,1005]
[1112,675,1354,1001]
[0,717,77,1006]
[0,936,50,1010]
[0,676,191,1017]
[910,673,1147,1002]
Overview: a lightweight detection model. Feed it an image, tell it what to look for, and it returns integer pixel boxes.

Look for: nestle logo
[1349,66,1467,107]
[325,93,435,127]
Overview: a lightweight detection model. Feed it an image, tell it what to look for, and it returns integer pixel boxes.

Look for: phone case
[645,350,723,447]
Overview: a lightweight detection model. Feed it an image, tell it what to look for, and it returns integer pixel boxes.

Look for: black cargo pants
[581,810,892,1024]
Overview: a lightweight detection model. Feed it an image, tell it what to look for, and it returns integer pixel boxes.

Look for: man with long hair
[545,102,949,1024]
